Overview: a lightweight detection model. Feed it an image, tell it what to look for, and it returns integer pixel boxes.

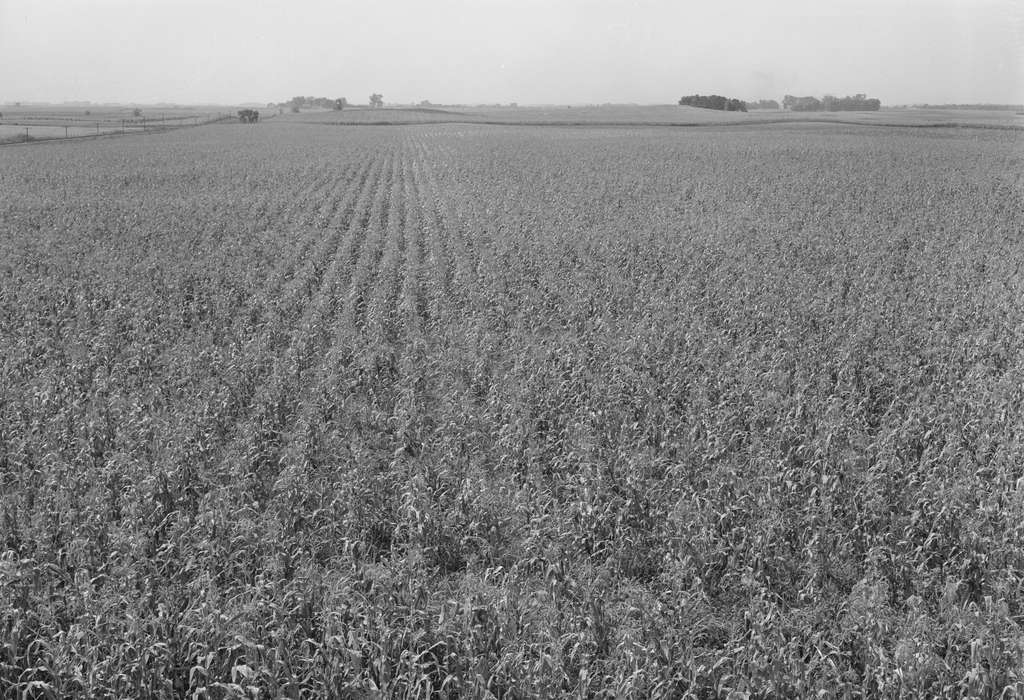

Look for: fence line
[0,114,235,145]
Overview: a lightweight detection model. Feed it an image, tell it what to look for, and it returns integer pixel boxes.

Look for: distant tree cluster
[747,99,780,110]
[678,95,747,112]
[783,94,880,112]
[369,93,384,108]
[279,96,348,113]
[237,109,260,123]
[783,95,821,111]
[823,94,881,111]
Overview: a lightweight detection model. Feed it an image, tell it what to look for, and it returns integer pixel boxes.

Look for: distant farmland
[1,116,1022,697]
[0,104,236,142]
[282,103,1024,128]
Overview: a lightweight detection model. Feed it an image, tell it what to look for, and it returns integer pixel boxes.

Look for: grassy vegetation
[1,120,1023,697]
[0,132,36,144]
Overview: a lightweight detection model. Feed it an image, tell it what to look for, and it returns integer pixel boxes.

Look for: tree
[783,95,822,112]
[133,108,142,118]
[678,94,747,112]
[369,93,384,108]
[828,94,881,111]
[334,98,347,110]
[784,93,879,112]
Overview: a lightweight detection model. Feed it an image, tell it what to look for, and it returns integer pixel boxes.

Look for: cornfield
[1,120,1022,697]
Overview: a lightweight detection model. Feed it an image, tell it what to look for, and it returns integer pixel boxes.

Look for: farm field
[285,104,1024,129]
[1,120,1024,696]
[0,105,241,143]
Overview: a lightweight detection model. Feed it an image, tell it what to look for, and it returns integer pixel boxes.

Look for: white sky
[0,0,1020,105]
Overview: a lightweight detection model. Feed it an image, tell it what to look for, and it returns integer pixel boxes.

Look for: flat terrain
[0,105,239,143]
[1,117,1023,696]
[284,103,1024,129]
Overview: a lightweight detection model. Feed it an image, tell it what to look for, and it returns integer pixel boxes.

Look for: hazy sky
[1,0,1020,105]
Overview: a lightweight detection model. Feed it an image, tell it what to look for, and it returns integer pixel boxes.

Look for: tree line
[678,93,882,113]
[275,96,349,112]
[678,95,747,112]
[783,94,881,112]
[273,95,387,113]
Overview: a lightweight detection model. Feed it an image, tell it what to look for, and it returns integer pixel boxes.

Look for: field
[0,105,237,143]
[1,117,1023,697]
[284,104,1024,129]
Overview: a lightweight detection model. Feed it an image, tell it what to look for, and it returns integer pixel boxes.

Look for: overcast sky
[0,0,1020,105]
